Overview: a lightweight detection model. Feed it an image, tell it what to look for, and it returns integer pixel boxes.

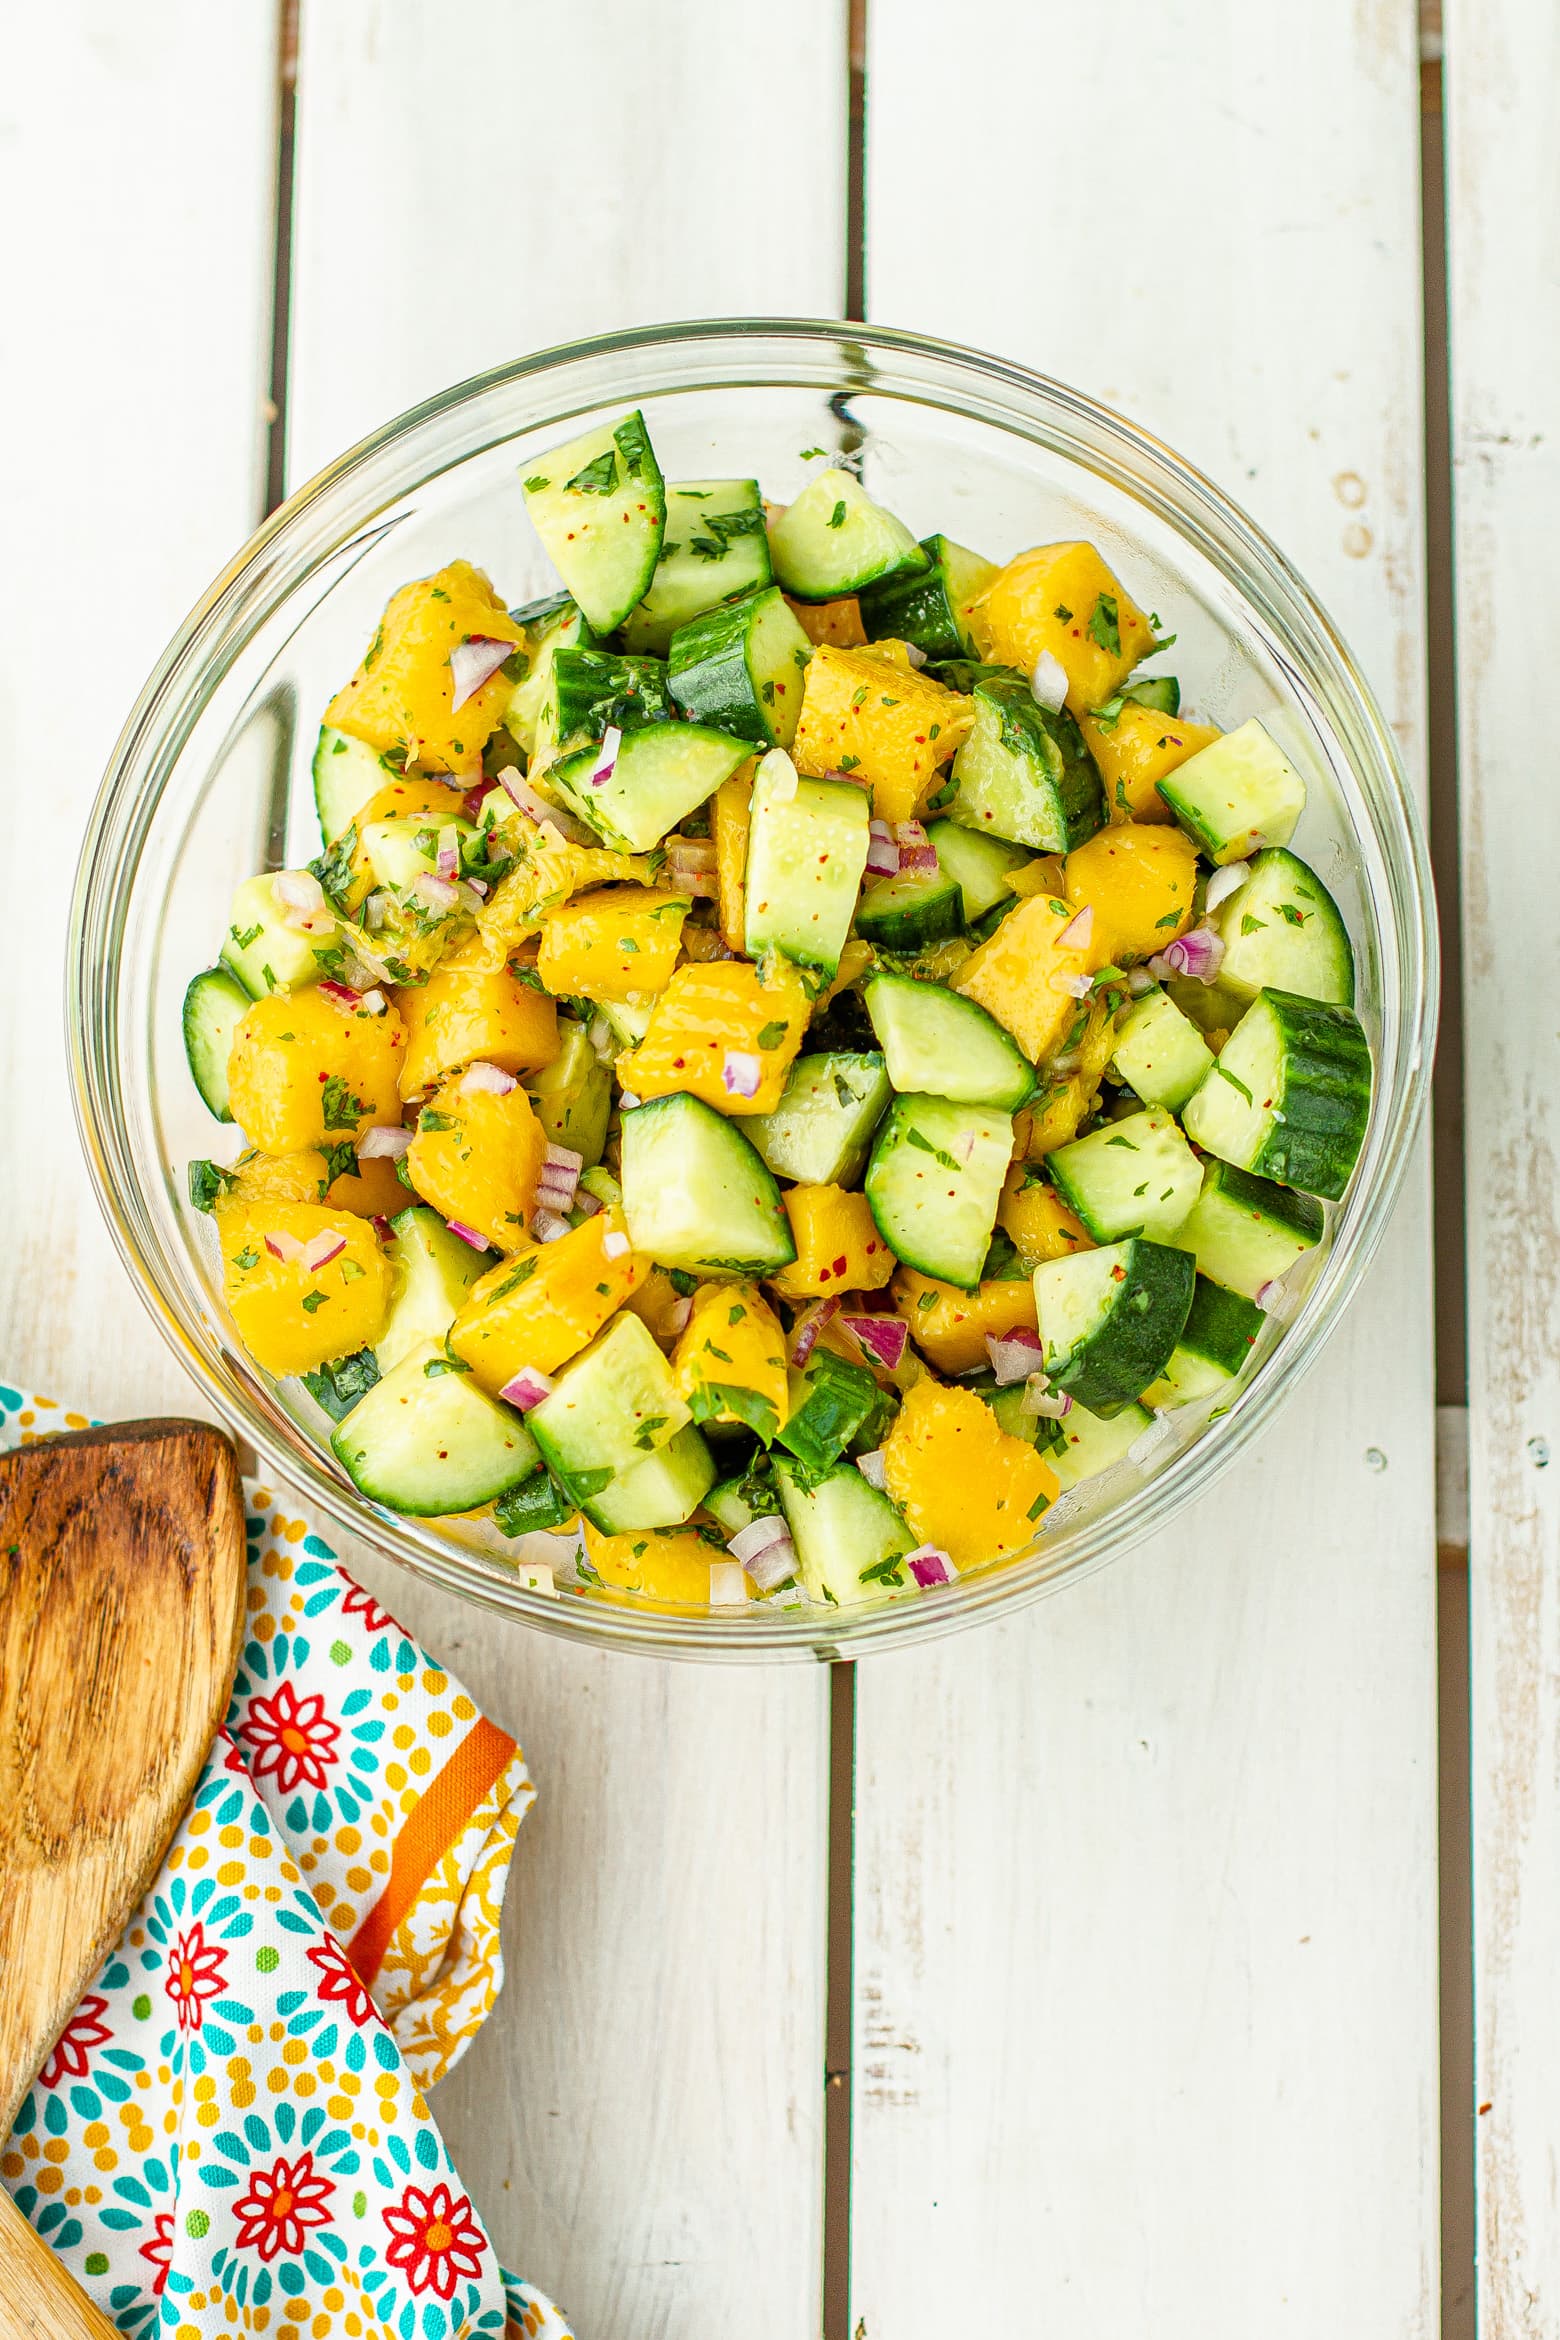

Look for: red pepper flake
[832,1256,848,1277]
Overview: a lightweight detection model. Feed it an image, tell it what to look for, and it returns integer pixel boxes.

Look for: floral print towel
[0,1387,571,2340]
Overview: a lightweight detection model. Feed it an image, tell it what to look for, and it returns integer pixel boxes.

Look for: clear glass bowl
[69,321,1437,1660]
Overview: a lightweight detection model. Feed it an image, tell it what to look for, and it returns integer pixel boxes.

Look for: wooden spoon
[0,1421,247,2338]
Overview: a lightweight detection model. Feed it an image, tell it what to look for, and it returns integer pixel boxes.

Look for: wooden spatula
[0,1421,247,2338]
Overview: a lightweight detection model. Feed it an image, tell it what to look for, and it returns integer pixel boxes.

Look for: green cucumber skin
[949,672,1106,853]
[854,868,965,951]
[619,1091,796,1278]
[864,1093,1012,1291]
[548,647,676,754]
[1190,988,1372,1200]
[1211,845,1355,1008]
[493,1470,574,1537]
[182,965,252,1121]
[668,585,811,748]
[1178,1275,1265,1377]
[745,1051,891,1187]
[863,972,1037,1114]
[1124,675,1181,716]
[857,534,990,661]
[1039,1239,1195,1417]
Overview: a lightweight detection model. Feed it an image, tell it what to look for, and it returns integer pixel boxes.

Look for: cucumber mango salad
[183,408,1371,1614]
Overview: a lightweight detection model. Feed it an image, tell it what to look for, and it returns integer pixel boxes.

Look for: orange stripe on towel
[347,1715,516,1987]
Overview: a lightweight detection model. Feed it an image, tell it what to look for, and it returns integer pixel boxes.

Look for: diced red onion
[757,747,798,803]
[537,1142,583,1212]
[727,1514,791,1567]
[370,1214,393,1241]
[722,1050,763,1099]
[666,1295,694,1336]
[601,1228,630,1259]
[499,1366,554,1411]
[357,1124,413,1159]
[1148,924,1225,984]
[361,987,387,1015]
[1050,1050,1083,1076]
[1126,966,1157,997]
[498,765,594,844]
[275,870,329,930]
[1056,971,1093,999]
[618,1090,642,1111]
[866,820,900,877]
[436,824,461,882]
[462,1059,517,1096]
[1030,651,1068,712]
[903,642,928,669]
[299,1229,347,1272]
[855,1448,888,1491]
[364,890,390,930]
[413,871,460,914]
[1203,859,1251,916]
[894,820,938,876]
[587,1014,615,1062]
[843,1314,908,1371]
[1256,1277,1296,1321]
[466,876,489,899]
[449,634,514,712]
[906,1544,957,1590]
[318,979,361,1008]
[745,1542,797,1596]
[708,1560,750,1607]
[573,1190,603,1218]
[1056,904,1094,953]
[1021,1374,1073,1420]
[789,1297,839,1366]
[446,1218,489,1251]
[666,836,717,872]
[263,1231,303,1263]
[985,1326,1044,1385]
[589,725,621,790]
[532,1207,572,1243]
[462,781,497,824]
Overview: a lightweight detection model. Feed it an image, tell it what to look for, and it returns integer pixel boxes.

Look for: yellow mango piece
[853,638,921,674]
[218,1150,331,1210]
[466,826,651,970]
[625,1266,691,1349]
[1004,853,1067,900]
[1077,704,1223,824]
[882,1378,1058,1571]
[999,1165,1094,1263]
[326,1154,408,1219]
[583,1520,742,1609]
[1020,1074,1093,1157]
[891,1267,1039,1376]
[972,543,1157,716]
[819,934,876,1008]
[673,1282,789,1437]
[227,990,407,1158]
[953,891,1100,1066]
[536,884,690,1004]
[404,1066,547,1251]
[220,1201,391,1377]
[712,767,754,953]
[395,961,560,1099]
[339,774,470,904]
[769,1185,894,1301]
[785,594,866,647]
[616,959,809,1117]
[449,1206,645,1390]
[324,560,521,779]
[791,644,972,823]
[1064,823,1200,965]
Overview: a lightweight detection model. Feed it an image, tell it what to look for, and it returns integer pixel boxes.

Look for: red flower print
[232,2150,334,2262]
[306,1934,378,2029]
[382,2181,487,2300]
[138,2211,175,2295]
[39,1994,112,2089]
[338,1575,393,1633]
[163,1923,227,2034]
[239,1677,341,1794]
[220,1728,249,1775]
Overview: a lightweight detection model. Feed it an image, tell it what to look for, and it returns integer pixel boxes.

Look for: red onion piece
[499,1366,554,1412]
[665,836,717,871]
[866,819,900,877]
[449,634,514,712]
[589,725,622,789]
[317,979,361,1008]
[985,1326,1044,1385]
[708,1560,750,1607]
[893,820,938,876]
[618,1090,642,1111]
[727,1515,791,1566]
[412,871,460,914]
[1125,966,1157,997]
[1147,924,1225,984]
[1021,1374,1073,1420]
[498,765,594,844]
[1030,651,1068,712]
[665,1294,694,1336]
[531,1207,572,1243]
[299,1229,347,1272]
[757,747,799,802]
[1056,904,1094,953]
[902,641,928,670]
[466,877,489,899]
[446,1219,489,1251]
[436,824,461,882]
[1056,971,1094,999]
[357,1124,413,1159]
[843,1314,908,1371]
[789,1297,839,1367]
[360,987,388,1015]
[462,780,497,823]
[461,1060,517,1096]
[544,1141,584,1177]
[363,890,390,931]
[263,1231,303,1263]
[370,1214,393,1242]
[855,1449,888,1491]
[722,1050,763,1099]
[906,1544,957,1590]
[745,1539,798,1595]
[601,1227,630,1258]
[1203,859,1251,915]
[275,869,329,931]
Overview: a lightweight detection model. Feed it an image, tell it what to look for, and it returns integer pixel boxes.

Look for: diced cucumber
[1209,846,1355,1006]
[1140,1275,1264,1407]
[667,583,813,750]
[547,721,749,853]
[1034,1239,1195,1417]
[620,1091,796,1277]
[312,726,399,844]
[926,821,1032,922]
[493,1469,574,1537]
[220,871,338,998]
[854,866,965,951]
[1046,1107,1203,1242]
[376,1206,488,1374]
[1050,1398,1154,1490]
[582,1422,717,1533]
[525,1020,612,1166]
[331,1340,540,1516]
[182,965,251,1121]
[772,1455,915,1604]
[864,1093,1013,1289]
[360,812,479,895]
[1182,987,1372,1199]
[704,1476,770,1536]
[864,972,1037,1112]
[743,752,870,978]
[1165,974,1253,1039]
[746,1051,891,1187]
[1124,674,1181,717]
[300,1347,381,1422]
[520,409,666,634]
[769,468,925,602]
[504,595,598,755]
[621,480,773,656]
[967,1373,1047,1448]
[528,1310,690,1497]
[948,672,1106,852]
[776,1349,888,1476]
[539,647,676,766]
[1107,986,1214,1113]
[1156,717,1305,864]
[595,995,655,1051]
[1174,1159,1324,1299]
[857,533,997,661]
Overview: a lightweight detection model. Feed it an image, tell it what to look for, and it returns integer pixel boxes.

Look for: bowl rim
[68,315,1439,1662]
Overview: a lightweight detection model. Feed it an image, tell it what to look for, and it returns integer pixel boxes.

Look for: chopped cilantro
[837,753,860,772]
[828,500,847,530]
[1087,594,1121,657]
[760,679,776,705]
[1053,604,1073,624]
[230,920,264,950]
[565,449,618,497]
[322,1140,357,1184]
[799,446,828,460]
[187,1159,236,1214]
[1217,1064,1254,1104]
[418,1107,458,1133]
[756,1021,788,1049]
[1278,903,1309,927]
[850,685,870,709]
[1154,910,1184,930]
[905,1128,961,1171]
[633,1414,669,1450]
[300,1290,328,1314]
[233,1244,260,1271]
[523,474,551,493]
[321,1077,367,1131]
[1241,913,1268,935]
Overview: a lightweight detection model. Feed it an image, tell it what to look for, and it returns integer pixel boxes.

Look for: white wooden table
[7,3,1547,2332]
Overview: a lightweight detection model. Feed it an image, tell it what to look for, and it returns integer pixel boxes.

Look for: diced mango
[326,1153,409,1219]
[466,827,651,968]
[999,1166,1094,1263]
[673,1282,790,1438]
[853,638,922,674]
[625,1266,691,1349]
[953,891,1100,1066]
[583,1520,740,1608]
[1004,853,1067,901]
[881,1378,1058,1571]
[403,1066,547,1251]
[219,1201,391,1376]
[448,1207,645,1390]
[395,962,560,1098]
[1077,703,1223,824]
[891,1267,1039,1376]
[217,1150,333,1210]
[785,594,867,647]
[536,885,690,1003]
[324,561,521,779]
[791,644,972,824]
[819,935,876,1009]
[1063,823,1199,964]
[227,989,407,1157]
[616,959,809,1117]
[971,543,1157,716]
[712,767,754,953]
[770,1185,894,1301]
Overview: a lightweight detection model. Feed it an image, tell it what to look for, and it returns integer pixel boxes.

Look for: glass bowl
[69,320,1436,1660]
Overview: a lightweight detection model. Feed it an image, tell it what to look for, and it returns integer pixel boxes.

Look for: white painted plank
[288,8,847,2334]
[853,4,1439,2332]
[0,3,276,1417]
[1443,1,1560,2326]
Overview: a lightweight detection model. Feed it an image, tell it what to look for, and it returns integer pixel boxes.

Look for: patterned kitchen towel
[0,1386,571,2340]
